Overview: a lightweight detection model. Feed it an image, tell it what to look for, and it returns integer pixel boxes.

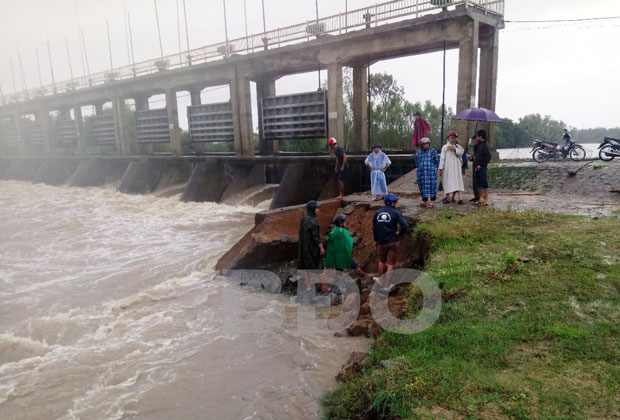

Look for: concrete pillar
[230,76,255,157]
[13,114,25,156]
[189,88,205,154]
[37,109,52,155]
[135,95,150,111]
[166,88,183,155]
[478,29,499,145]
[59,108,71,120]
[134,94,151,155]
[327,63,344,145]
[352,65,369,152]
[257,77,277,155]
[112,96,130,155]
[190,89,202,106]
[74,105,87,155]
[456,19,479,140]
[94,102,104,116]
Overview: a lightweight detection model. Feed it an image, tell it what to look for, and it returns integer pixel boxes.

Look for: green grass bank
[324,210,620,420]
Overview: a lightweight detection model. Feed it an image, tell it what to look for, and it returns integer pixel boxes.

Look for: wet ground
[355,160,620,218]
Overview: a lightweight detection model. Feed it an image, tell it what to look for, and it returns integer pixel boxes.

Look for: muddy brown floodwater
[0,181,366,420]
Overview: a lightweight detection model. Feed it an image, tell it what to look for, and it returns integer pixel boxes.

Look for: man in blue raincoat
[415,137,440,208]
[365,143,392,201]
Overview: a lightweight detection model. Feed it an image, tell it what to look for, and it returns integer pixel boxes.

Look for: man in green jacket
[325,215,354,271]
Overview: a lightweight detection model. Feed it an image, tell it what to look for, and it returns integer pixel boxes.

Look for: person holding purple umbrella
[473,130,492,206]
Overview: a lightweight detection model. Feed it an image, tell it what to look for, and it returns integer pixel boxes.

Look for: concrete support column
[13,114,25,156]
[456,19,479,140]
[189,88,204,154]
[230,76,255,157]
[190,89,202,106]
[59,107,71,120]
[134,95,149,112]
[352,65,369,152]
[74,105,87,155]
[257,77,277,155]
[37,109,52,155]
[112,96,130,155]
[165,89,183,155]
[327,63,344,146]
[134,94,151,155]
[478,29,499,145]
[94,102,104,116]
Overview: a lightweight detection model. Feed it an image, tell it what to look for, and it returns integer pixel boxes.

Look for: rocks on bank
[215,194,434,338]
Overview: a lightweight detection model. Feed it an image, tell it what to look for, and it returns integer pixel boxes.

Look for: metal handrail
[4,0,503,106]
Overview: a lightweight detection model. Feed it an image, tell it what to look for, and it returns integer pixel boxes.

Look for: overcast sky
[1,0,619,131]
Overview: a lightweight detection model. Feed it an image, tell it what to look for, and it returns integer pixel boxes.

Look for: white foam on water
[0,180,366,420]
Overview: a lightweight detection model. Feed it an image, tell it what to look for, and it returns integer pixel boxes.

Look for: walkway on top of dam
[0,0,504,160]
[1,0,504,107]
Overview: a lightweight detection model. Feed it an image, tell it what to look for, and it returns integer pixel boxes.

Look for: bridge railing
[4,0,503,105]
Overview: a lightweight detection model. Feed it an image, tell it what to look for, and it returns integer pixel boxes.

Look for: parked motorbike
[598,136,620,162]
[531,138,586,163]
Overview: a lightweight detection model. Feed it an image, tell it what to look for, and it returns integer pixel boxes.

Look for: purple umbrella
[453,107,503,123]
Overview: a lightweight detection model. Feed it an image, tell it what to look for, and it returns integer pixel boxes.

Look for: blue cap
[384,194,399,204]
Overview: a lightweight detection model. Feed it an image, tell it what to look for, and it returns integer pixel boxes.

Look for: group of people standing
[296,194,408,291]
[295,115,493,290]
[412,112,492,207]
[415,128,492,207]
[328,112,493,209]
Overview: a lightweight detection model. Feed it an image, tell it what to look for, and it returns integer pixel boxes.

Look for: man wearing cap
[415,137,440,208]
[373,194,408,288]
[365,143,392,201]
[439,131,465,204]
[328,138,348,200]
[411,112,431,150]
[297,201,326,292]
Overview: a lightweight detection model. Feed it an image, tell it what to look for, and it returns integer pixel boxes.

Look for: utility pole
[243,0,249,49]
[223,0,230,58]
[261,0,268,50]
[10,58,18,94]
[176,0,183,65]
[106,21,114,71]
[441,42,446,142]
[81,28,92,85]
[74,0,87,85]
[35,48,43,87]
[153,0,164,59]
[64,36,75,84]
[17,53,27,93]
[43,9,56,91]
[122,0,131,66]
[182,0,191,65]
[128,12,137,76]
[315,0,321,89]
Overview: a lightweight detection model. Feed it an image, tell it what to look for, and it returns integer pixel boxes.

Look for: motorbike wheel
[599,144,615,162]
[569,146,586,162]
[533,148,548,163]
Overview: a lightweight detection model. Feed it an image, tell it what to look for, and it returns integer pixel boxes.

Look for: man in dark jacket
[473,130,492,206]
[328,138,348,200]
[297,201,326,291]
[373,194,408,288]
[469,134,481,203]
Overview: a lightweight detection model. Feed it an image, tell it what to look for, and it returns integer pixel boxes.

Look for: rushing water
[0,181,365,420]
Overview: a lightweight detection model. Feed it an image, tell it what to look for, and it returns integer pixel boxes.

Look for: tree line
[341,70,620,151]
